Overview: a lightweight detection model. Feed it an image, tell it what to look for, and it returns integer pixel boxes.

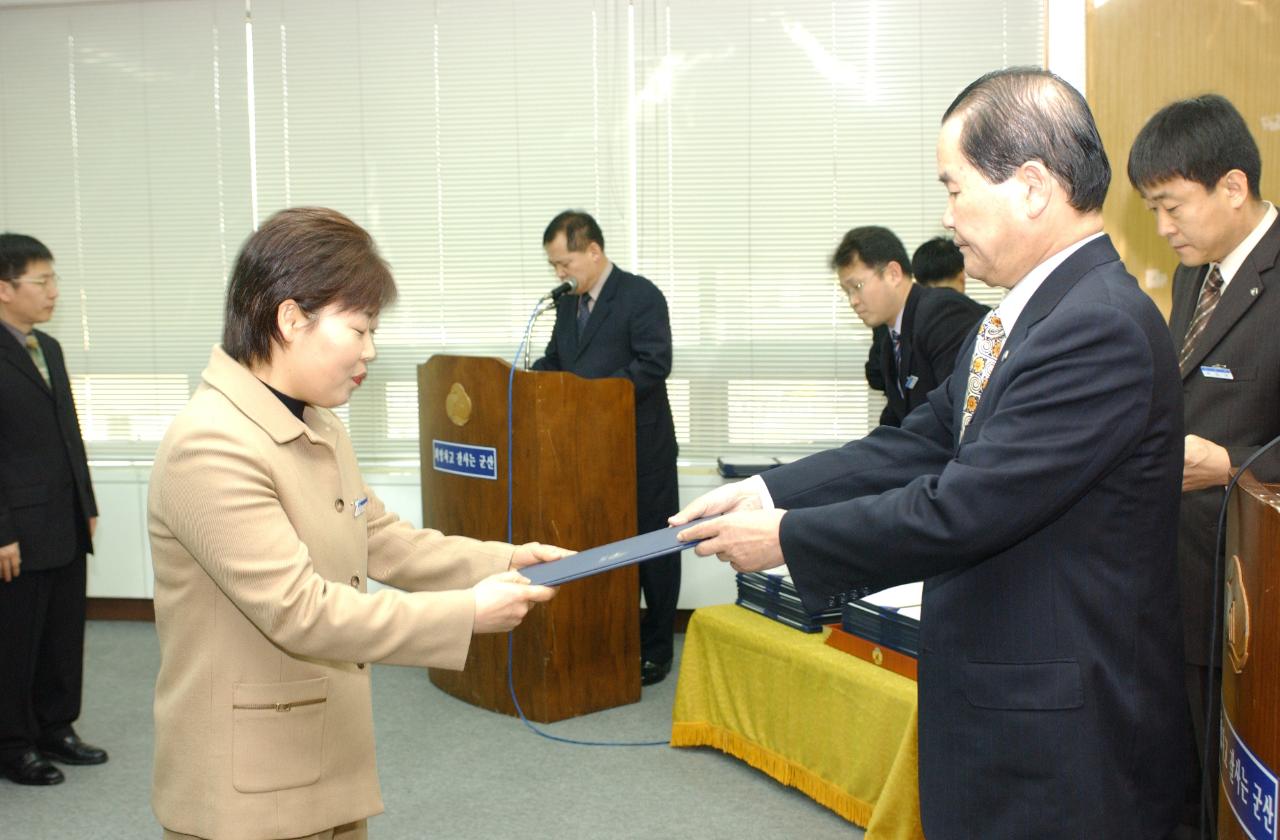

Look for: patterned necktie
[889,329,903,397]
[577,294,592,333]
[960,311,1005,437]
[25,335,51,387]
[1178,265,1224,369]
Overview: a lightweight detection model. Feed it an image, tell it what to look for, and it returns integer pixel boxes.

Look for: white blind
[0,0,251,460]
[0,0,1042,465]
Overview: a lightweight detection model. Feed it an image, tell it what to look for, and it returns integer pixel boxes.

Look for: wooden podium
[1219,471,1280,840]
[417,355,640,723]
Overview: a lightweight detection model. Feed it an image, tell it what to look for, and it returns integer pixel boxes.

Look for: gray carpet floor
[1,621,864,839]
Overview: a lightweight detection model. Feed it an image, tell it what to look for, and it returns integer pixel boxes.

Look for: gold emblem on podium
[1225,553,1251,674]
[871,646,884,666]
[445,382,472,427]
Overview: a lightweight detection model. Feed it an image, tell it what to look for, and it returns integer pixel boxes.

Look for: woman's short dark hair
[0,233,54,283]
[943,67,1111,213]
[829,226,912,277]
[222,207,397,366]
[1126,94,1261,198]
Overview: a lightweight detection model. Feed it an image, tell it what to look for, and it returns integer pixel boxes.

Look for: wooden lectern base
[420,355,641,723]
[430,565,640,723]
[1218,473,1280,840]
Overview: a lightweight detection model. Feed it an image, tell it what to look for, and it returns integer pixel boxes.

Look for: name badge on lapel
[1201,365,1234,381]
[904,375,919,390]
[353,496,369,518]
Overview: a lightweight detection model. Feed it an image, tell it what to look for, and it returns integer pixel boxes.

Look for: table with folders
[671,604,923,840]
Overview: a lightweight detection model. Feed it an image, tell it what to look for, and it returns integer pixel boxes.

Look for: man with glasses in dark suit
[0,233,107,786]
[533,211,681,686]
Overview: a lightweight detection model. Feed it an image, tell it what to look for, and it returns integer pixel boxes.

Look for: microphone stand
[517,296,557,371]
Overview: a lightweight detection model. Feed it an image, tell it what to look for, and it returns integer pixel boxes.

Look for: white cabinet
[86,464,153,598]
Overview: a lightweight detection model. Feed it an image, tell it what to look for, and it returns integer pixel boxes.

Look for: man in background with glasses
[840,226,987,428]
[0,233,107,786]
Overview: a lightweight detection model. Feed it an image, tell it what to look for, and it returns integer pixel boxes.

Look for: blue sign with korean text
[432,440,498,481]
[1222,711,1278,840]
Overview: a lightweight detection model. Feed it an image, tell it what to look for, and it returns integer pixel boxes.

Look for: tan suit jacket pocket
[232,677,328,793]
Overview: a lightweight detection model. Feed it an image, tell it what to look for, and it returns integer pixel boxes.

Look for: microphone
[545,278,577,301]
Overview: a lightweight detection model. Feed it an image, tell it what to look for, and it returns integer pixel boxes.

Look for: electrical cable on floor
[503,301,669,748]
[504,634,669,747]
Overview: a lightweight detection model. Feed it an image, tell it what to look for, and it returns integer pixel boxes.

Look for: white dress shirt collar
[994,231,1106,335]
[1216,201,1277,290]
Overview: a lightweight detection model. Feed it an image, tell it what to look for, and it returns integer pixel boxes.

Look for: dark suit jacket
[1169,214,1280,667]
[764,237,1188,838]
[872,284,988,427]
[0,327,96,571]
[532,266,679,530]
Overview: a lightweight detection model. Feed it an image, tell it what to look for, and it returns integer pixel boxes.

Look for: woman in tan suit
[148,208,559,840]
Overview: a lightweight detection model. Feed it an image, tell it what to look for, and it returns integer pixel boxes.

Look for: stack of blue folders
[841,584,921,658]
[735,571,842,633]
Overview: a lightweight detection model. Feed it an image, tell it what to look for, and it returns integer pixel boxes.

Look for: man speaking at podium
[674,69,1190,838]
[532,210,681,686]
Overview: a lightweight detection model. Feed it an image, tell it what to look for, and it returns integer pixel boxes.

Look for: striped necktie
[577,294,593,333]
[1178,265,1224,369]
[960,311,1005,437]
[25,334,51,387]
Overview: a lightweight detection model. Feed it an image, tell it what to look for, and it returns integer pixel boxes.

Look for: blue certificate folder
[521,519,714,586]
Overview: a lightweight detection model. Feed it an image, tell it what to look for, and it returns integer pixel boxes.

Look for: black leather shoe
[37,732,108,766]
[641,658,672,686]
[1,749,65,785]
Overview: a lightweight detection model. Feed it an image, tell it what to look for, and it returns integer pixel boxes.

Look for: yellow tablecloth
[671,604,924,840]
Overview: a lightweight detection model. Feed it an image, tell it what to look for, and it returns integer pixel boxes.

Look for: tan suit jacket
[148,347,512,839]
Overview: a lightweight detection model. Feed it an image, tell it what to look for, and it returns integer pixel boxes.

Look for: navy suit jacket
[532,266,679,530]
[0,327,96,571]
[1169,214,1280,666]
[872,284,988,427]
[765,236,1189,838]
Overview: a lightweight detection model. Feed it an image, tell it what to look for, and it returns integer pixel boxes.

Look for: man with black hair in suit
[0,233,107,786]
[675,68,1190,838]
[911,236,968,294]
[1129,93,1280,835]
[532,210,680,686]
[844,226,986,428]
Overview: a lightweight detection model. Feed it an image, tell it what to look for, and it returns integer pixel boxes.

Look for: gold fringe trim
[670,721,873,827]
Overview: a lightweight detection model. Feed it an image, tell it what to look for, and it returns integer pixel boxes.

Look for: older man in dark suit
[532,210,680,686]
[1129,93,1280,834]
[674,69,1190,838]
[0,233,106,786]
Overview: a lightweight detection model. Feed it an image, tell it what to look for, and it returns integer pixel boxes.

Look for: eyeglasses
[838,266,884,299]
[13,273,59,289]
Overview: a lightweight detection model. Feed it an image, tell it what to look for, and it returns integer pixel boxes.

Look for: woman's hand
[509,542,572,570]
[472,570,556,634]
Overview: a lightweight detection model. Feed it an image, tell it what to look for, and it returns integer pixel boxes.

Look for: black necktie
[890,330,903,396]
[577,294,592,333]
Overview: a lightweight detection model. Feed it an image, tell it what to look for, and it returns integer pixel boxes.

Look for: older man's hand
[669,479,764,527]
[676,508,787,573]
